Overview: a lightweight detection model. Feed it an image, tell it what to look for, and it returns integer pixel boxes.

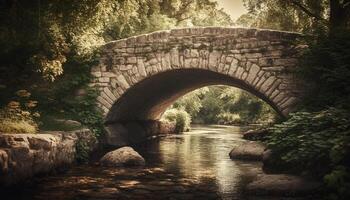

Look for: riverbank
[0,125,317,200]
[0,120,177,187]
[1,125,323,199]
[229,127,322,198]
[0,129,98,186]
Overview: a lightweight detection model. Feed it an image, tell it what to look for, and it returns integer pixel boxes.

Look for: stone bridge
[90,27,304,127]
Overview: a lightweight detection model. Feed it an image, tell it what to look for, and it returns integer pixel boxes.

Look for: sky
[216,0,248,20]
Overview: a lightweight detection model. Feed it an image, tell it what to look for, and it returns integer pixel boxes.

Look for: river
[3,125,300,200]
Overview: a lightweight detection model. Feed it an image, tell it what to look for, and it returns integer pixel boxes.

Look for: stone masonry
[0,129,98,186]
[90,27,304,122]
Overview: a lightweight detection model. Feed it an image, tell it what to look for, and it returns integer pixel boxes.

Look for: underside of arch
[105,69,284,124]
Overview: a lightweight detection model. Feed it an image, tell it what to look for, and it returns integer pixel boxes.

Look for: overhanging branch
[288,0,327,22]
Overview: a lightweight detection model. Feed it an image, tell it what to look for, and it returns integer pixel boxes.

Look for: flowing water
[3,125,300,200]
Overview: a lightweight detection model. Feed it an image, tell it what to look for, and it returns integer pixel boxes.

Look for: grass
[0,119,37,134]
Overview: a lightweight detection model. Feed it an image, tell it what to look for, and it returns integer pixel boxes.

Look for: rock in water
[229,141,265,161]
[261,149,292,174]
[245,174,321,196]
[100,147,145,167]
[242,129,269,141]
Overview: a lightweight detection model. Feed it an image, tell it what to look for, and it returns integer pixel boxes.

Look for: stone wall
[0,129,98,186]
[90,27,305,123]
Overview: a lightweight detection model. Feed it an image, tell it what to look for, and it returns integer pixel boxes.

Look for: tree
[0,0,232,106]
[173,87,208,118]
[238,0,350,34]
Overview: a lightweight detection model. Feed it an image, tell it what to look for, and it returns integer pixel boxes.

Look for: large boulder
[245,174,321,196]
[229,141,265,161]
[0,133,75,186]
[242,129,269,141]
[0,128,98,186]
[262,149,290,174]
[100,147,145,167]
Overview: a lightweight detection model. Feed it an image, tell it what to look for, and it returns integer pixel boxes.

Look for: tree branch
[288,0,326,21]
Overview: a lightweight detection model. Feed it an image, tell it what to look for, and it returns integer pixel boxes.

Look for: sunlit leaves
[238,0,329,33]
[171,86,277,124]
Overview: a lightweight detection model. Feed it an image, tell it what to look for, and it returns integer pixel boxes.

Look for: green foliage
[173,87,208,118]
[324,166,350,200]
[0,0,233,137]
[237,2,350,199]
[239,0,350,35]
[266,108,350,199]
[238,0,349,34]
[219,86,277,123]
[216,112,241,125]
[267,108,350,175]
[34,57,104,137]
[0,0,233,95]
[238,0,324,32]
[299,31,350,111]
[75,140,90,164]
[161,108,191,133]
[196,86,224,124]
[172,86,278,125]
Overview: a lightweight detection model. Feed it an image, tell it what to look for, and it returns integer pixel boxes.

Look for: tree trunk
[329,0,350,33]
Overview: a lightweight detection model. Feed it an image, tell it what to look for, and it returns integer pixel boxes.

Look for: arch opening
[106,69,284,124]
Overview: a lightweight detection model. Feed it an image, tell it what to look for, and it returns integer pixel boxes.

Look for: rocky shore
[229,128,321,198]
[0,129,98,186]
[0,119,177,187]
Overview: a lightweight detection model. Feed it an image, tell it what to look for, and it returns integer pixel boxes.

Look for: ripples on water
[3,125,303,200]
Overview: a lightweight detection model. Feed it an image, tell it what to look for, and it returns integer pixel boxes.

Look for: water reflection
[137,124,262,199]
[3,125,273,200]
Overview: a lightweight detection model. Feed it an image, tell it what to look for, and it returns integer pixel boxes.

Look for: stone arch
[90,27,303,124]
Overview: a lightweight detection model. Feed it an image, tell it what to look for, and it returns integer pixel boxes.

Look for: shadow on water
[2,125,310,200]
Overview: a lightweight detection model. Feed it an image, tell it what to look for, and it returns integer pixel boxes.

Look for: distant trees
[164,86,278,125]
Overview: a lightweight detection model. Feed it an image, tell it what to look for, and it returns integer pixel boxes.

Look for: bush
[266,108,350,199]
[35,58,105,138]
[161,108,191,133]
[217,112,242,125]
[75,140,90,164]
[267,108,350,175]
